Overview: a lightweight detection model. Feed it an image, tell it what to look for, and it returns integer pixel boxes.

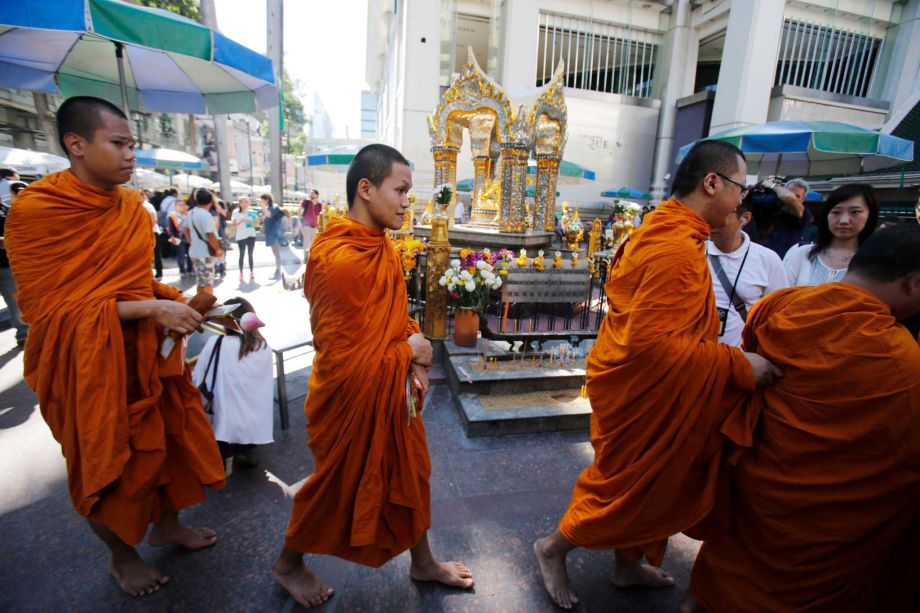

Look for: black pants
[217,441,255,459]
[153,234,164,278]
[237,236,256,272]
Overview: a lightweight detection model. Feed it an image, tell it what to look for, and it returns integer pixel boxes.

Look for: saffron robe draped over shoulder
[691,283,920,612]
[285,216,430,567]
[559,199,754,565]
[5,171,225,545]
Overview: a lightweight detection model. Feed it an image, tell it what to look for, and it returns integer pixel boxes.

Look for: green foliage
[134,0,201,20]
[281,70,307,155]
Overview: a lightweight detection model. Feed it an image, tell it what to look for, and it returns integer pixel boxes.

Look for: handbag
[193,222,223,257]
[197,336,224,414]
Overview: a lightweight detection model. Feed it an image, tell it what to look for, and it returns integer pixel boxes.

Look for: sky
[213,0,369,139]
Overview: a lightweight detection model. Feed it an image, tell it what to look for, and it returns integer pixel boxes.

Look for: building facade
[366,0,920,208]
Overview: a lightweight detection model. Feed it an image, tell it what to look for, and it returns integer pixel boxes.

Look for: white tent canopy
[0,146,69,176]
[130,168,170,190]
[171,173,213,191]
[210,179,252,197]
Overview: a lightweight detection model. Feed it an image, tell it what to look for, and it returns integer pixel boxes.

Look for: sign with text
[502,264,591,303]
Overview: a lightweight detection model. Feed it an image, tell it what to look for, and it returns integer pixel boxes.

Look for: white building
[366,0,920,210]
[361,90,379,139]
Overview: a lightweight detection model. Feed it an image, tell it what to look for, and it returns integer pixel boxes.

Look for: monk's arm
[116,299,202,334]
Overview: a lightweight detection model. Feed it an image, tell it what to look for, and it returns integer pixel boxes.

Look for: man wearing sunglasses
[535,140,781,608]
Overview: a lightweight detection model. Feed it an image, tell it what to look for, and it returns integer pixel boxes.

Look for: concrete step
[456,388,591,437]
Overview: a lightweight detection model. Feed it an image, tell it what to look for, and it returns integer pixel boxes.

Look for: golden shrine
[426,48,567,235]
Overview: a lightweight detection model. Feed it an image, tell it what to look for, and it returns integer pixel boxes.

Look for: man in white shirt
[454,200,464,225]
[0,168,19,210]
[707,200,787,347]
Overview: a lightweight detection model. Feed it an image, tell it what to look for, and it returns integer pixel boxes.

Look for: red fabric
[559,198,754,565]
[691,283,920,611]
[5,170,225,545]
[285,216,429,567]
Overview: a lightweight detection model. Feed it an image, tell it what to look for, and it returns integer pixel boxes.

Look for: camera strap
[709,246,750,323]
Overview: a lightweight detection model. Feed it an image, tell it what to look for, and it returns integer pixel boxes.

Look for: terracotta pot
[453,309,480,347]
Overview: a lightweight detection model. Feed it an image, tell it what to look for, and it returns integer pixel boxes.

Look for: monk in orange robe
[4,97,225,597]
[271,144,473,608]
[685,224,920,612]
[534,141,782,608]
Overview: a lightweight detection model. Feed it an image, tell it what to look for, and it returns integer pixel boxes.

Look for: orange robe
[559,198,755,565]
[690,283,920,612]
[5,171,225,545]
[285,216,430,567]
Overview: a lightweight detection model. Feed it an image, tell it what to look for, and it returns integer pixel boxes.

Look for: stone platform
[414,225,554,254]
[442,338,592,437]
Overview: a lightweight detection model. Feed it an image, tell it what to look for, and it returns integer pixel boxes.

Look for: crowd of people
[1,95,918,611]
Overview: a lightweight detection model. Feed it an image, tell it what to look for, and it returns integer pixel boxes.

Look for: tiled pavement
[0,259,700,612]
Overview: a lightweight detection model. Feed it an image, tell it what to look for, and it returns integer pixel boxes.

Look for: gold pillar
[424,218,450,340]
[472,155,492,207]
[587,218,602,257]
[432,145,459,221]
[535,154,560,232]
[499,143,530,233]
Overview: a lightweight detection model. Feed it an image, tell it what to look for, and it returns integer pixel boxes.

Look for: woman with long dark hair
[260,193,284,279]
[782,183,879,286]
[192,297,273,471]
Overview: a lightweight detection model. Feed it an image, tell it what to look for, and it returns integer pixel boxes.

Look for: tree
[133,0,201,20]
[281,70,308,156]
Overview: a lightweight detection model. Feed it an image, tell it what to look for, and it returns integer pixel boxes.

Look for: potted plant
[432,183,453,218]
[438,249,503,347]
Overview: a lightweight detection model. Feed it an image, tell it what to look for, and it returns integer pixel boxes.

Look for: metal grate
[775,18,884,99]
[537,12,661,98]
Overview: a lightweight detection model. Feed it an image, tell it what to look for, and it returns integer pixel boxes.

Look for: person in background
[167,199,192,276]
[301,189,322,261]
[208,192,228,280]
[454,199,464,225]
[231,196,259,283]
[260,193,284,279]
[186,189,224,294]
[141,192,163,280]
[783,183,879,287]
[192,297,273,473]
[707,199,787,347]
[758,177,812,257]
[0,178,28,346]
[0,167,19,209]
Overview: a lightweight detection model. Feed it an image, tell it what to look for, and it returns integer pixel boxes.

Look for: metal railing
[537,11,660,98]
[775,18,884,99]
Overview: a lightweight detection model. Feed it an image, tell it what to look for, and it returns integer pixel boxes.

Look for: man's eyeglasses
[715,173,750,199]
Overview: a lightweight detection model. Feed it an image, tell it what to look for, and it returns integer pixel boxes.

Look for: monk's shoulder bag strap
[197,336,224,414]
[708,246,750,323]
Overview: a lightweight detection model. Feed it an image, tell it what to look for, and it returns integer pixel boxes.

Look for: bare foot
[611,559,675,588]
[534,539,578,609]
[148,524,218,550]
[410,560,474,589]
[109,555,169,596]
[271,560,334,608]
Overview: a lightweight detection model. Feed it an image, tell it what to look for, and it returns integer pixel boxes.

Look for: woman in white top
[193,297,273,471]
[231,196,260,283]
[782,183,879,287]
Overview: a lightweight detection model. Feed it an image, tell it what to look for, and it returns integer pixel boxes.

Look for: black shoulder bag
[197,336,224,414]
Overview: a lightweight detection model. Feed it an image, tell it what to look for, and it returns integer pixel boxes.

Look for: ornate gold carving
[469,176,501,229]
[588,218,602,257]
[424,218,450,340]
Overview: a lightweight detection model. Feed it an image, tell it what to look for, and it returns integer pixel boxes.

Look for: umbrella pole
[114,43,139,190]
[774,153,782,178]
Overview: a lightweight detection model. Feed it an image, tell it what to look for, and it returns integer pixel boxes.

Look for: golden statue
[420,200,434,226]
[468,176,501,229]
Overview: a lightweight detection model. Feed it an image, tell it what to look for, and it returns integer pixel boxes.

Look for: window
[775,19,884,98]
[537,12,661,98]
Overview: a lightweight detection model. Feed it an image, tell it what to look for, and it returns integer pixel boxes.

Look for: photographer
[749,177,812,257]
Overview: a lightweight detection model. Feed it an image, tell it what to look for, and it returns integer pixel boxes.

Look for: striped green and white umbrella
[0,0,277,114]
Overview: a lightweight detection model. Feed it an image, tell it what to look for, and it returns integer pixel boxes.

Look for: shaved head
[57,96,128,158]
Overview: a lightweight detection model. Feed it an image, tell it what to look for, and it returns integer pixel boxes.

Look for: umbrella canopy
[136,147,207,171]
[527,159,596,184]
[0,145,70,176]
[601,186,651,200]
[676,120,914,176]
[0,0,276,114]
[170,172,212,191]
[210,179,252,197]
[130,168,168,189]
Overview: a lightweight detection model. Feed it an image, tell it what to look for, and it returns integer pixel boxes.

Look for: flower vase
[453,309,480,347]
